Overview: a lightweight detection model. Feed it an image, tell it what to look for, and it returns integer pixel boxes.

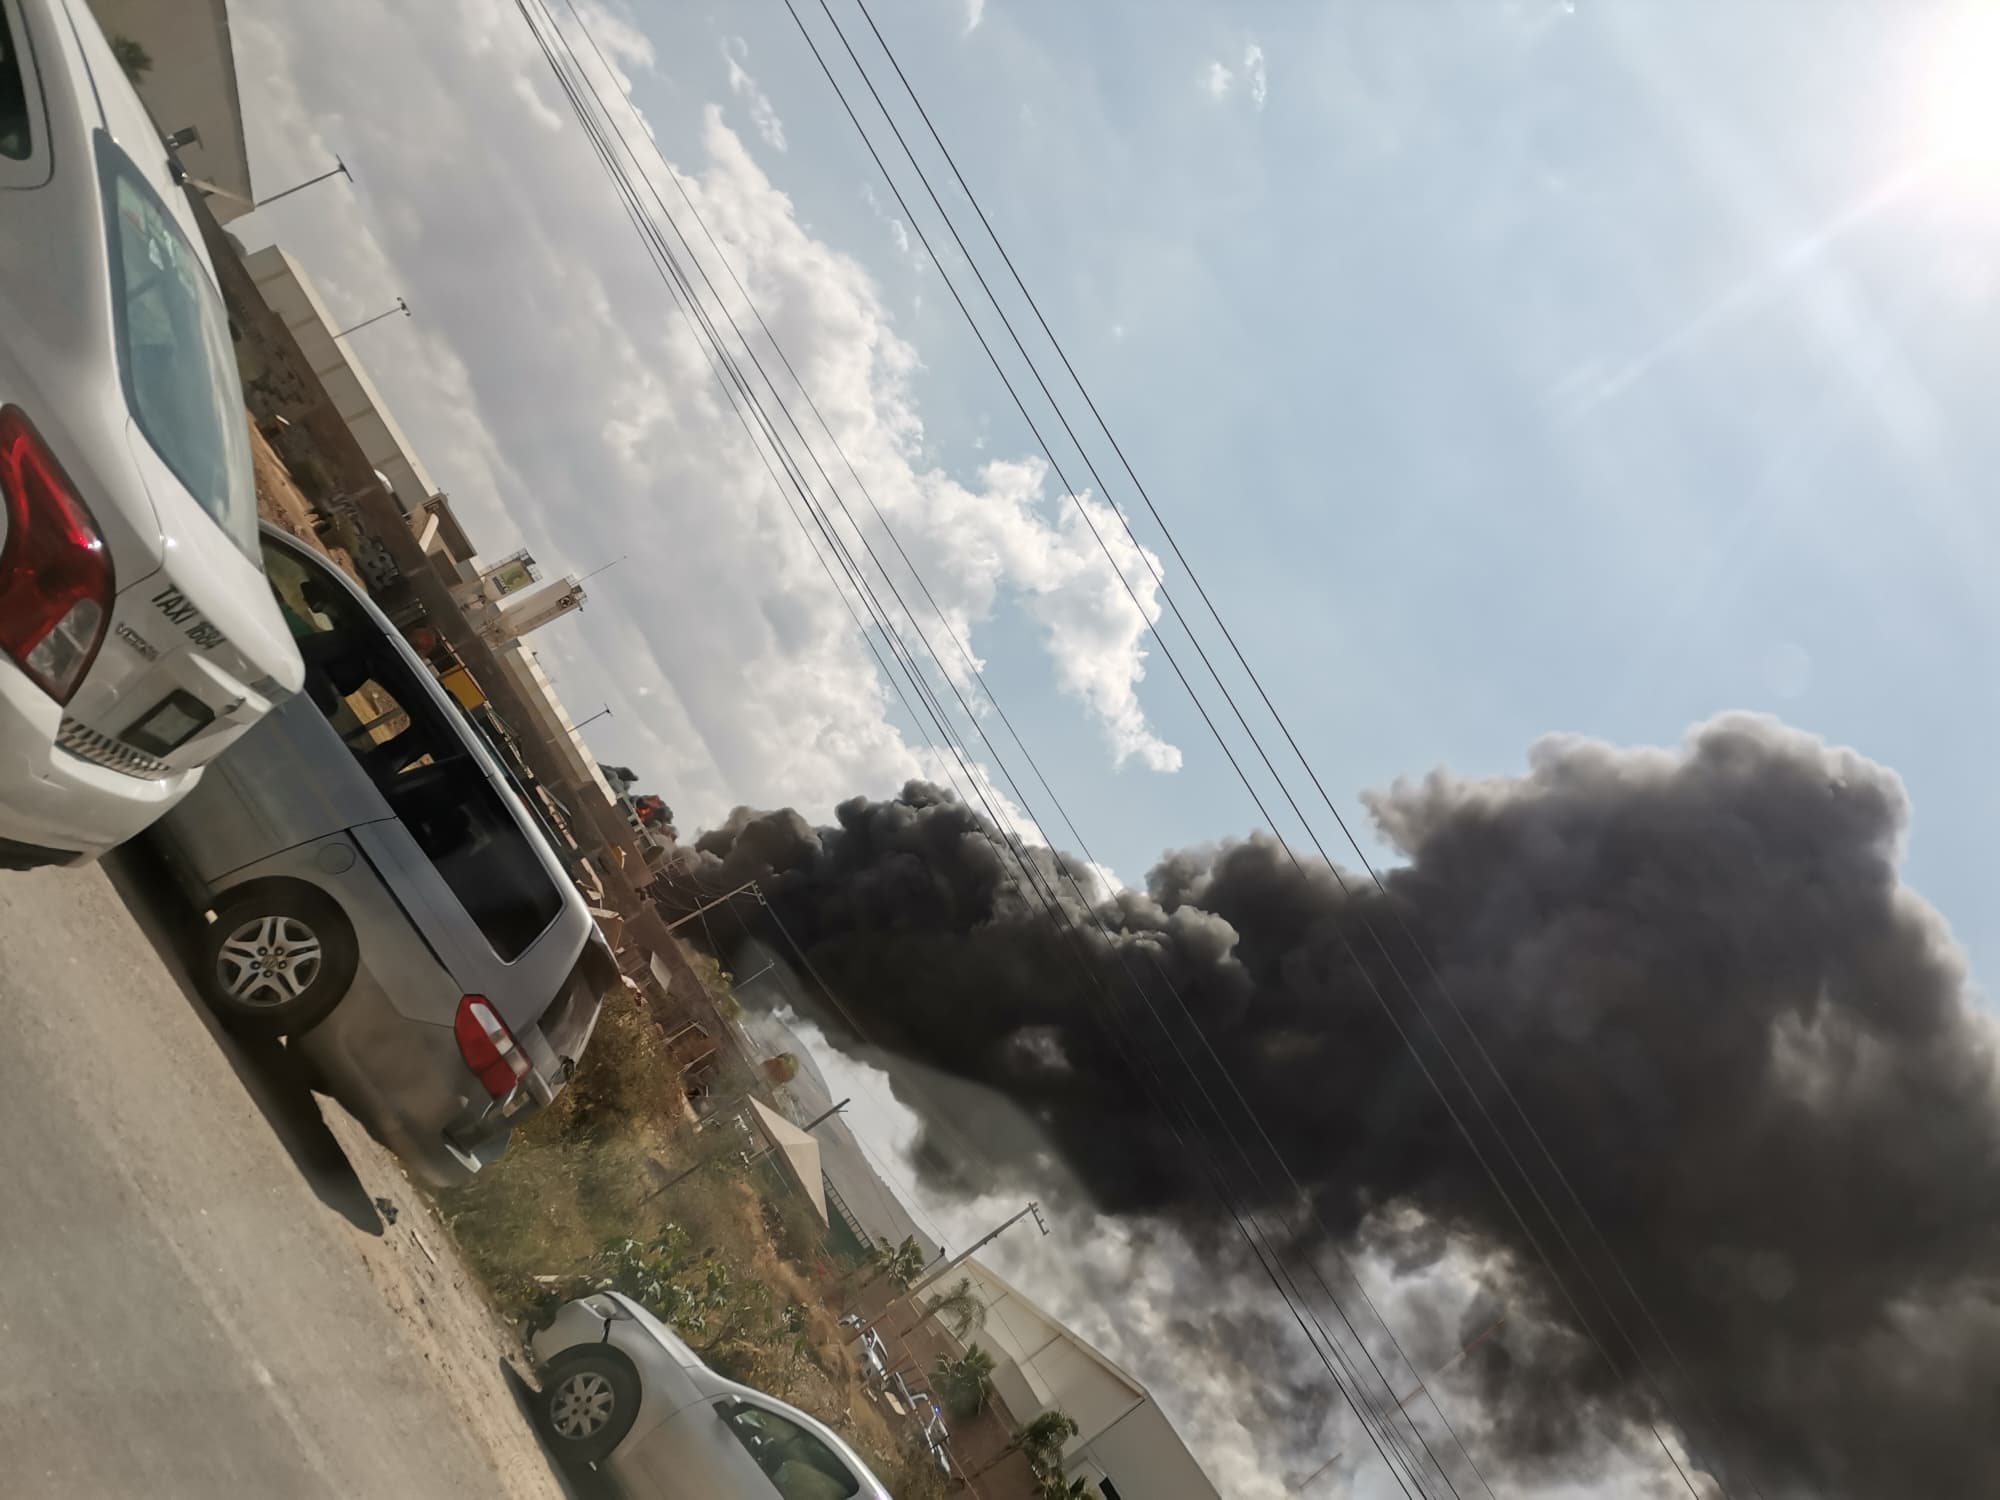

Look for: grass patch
[437,984,946,1496]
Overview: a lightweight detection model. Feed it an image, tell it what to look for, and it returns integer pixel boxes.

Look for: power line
[513,0,1021,1196]
[523,12,1454,1486]
[782,2,1732,1492]
[837,6,1757,1490]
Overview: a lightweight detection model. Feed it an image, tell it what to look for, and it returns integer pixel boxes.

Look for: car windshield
[98,134,259,560]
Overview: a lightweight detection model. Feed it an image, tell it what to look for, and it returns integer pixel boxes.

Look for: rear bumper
[0,657,199,862]
[297,967,550,1188]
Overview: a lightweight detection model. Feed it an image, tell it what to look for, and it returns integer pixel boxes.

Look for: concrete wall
[1077,1398,1220,1500]
[89,0,252,219]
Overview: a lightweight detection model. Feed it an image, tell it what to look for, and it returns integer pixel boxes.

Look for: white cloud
[577,0,654,86]
[1244,42,1269,110]
[510,72,566,133]
[237,0,1178,836]
[722,36,787,153]
[1204,41,1269,110]
[859,179,923,270]
[963,0,986,35]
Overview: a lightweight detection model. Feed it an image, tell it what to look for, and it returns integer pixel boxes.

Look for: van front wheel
[196,881,358,1039]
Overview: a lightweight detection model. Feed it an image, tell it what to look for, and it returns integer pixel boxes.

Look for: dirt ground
[316,1102,579,1500]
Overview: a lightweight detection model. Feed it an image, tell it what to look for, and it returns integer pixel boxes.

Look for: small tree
[1035,1475,1091,1499]
[882,1236,927,1290]
[1020,1409,1080,1477]
[973,1407,1077,1479]
[762,1052,800,1085]
[921,1275,986,1340]
[932,1343,997,1419]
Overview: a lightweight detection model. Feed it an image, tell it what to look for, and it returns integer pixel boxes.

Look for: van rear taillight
[0,408,113,704]
[454,994,532,1098]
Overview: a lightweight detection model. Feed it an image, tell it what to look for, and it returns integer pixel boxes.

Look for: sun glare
[1919,4,2000,188]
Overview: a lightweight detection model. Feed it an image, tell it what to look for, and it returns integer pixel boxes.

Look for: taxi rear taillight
[454,994,533,1099]
[0,408,113,704]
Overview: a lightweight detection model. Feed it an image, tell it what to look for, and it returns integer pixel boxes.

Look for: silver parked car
[532,1292,891,1499]
[151,525,612,1185]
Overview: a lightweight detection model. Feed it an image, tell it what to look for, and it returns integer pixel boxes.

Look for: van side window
[0,2,32,160]
[279,548,563,961]
[721,1402,860,1499]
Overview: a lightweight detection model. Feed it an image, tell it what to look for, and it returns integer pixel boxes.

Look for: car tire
[540,1349,641,1466]
[195,881,358,1040]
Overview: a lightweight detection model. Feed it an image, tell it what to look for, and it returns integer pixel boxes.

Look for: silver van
[152,525,612,1185]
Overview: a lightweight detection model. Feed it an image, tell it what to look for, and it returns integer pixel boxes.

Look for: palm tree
[1019,1409,1080,1476]
[884,1236,927,1290]
[851,1235,925,1297]
[932,1343,997,1419]
[1034,1476,1091,1499]
[920,1276,987,1340]
[972,1407,1078,1479]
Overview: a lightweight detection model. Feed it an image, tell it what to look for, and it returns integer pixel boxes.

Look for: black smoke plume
[681,715,2000,1497]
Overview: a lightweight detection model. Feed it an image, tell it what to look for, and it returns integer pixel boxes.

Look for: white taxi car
[0,0,303,867]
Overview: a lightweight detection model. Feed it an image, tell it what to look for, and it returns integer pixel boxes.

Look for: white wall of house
[958,1258,1219,1499]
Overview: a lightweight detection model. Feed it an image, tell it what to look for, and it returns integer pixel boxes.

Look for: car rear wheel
[195,881,357,1039]
[541,1349,640,1465]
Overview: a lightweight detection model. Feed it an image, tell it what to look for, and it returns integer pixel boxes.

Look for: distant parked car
[533,1292,892,1498]
[150,526,612,1185]
[857,1328,888,1384]
[0,0,304,869]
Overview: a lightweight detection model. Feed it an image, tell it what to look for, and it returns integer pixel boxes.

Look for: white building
[953,1258,1220,1500]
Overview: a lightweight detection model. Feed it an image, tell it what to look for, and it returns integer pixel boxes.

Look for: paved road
[0,855,523,1499]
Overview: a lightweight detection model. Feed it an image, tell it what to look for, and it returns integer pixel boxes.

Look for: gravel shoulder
[315,1102,577,1500]
[0,854,575,1499]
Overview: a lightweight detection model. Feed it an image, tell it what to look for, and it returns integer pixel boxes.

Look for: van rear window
[0,3,31,160]
[277,543,566,961]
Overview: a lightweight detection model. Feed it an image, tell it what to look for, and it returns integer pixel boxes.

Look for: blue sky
[237,1,2000,1489]
[234,0,2000,983]
[620,0,2000,977]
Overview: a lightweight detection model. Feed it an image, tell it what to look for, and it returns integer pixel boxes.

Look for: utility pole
[856,1202,1048,1337]
[908,1201,1047,1296]
[661,879,761,932]
[635,1153,710,1207]
[564,705,612,745]
[333,297,411,339]
[800,1099,849,1133]
[254,157,351,207]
